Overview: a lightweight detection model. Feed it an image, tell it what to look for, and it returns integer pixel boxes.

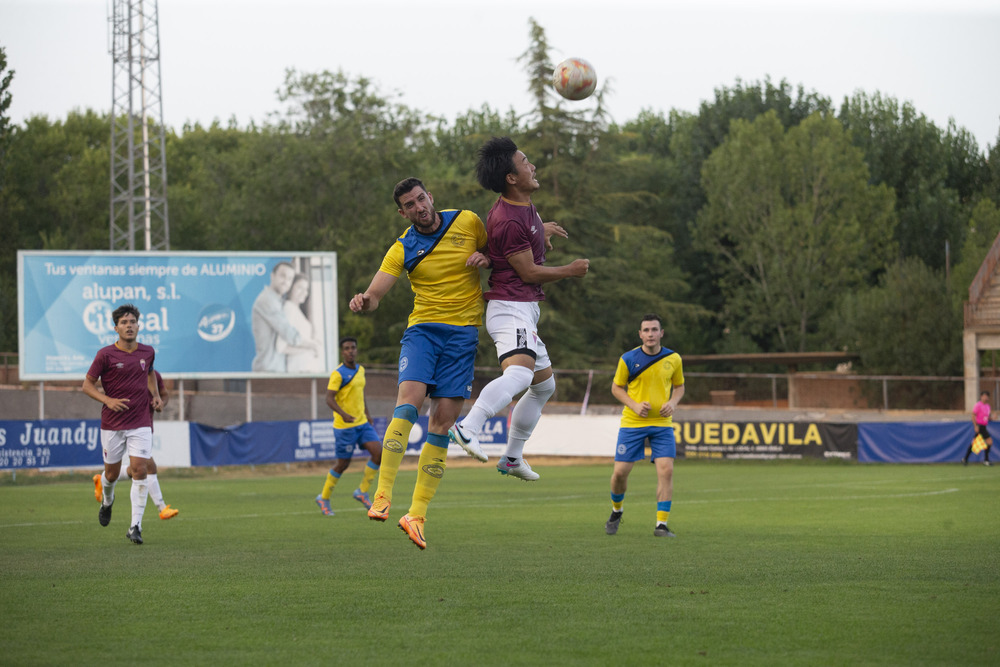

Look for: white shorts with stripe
[485,300,551,371]
[101,427,153,464]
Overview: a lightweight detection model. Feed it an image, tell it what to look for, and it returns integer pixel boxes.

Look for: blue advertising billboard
[18,251,338,380]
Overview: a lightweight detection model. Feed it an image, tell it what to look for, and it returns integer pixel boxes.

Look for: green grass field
[1,460,997,666]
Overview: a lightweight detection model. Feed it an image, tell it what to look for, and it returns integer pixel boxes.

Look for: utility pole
[108,0,169,251]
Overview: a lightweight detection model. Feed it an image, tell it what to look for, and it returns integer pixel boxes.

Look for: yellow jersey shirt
[327,364,368,429]
[614,346,684,429]
[378,209,488,328]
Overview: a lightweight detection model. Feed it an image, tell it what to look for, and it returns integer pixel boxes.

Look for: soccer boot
[99,500,113,527]
[352,489,373,509]
[398,514,427,550]
[496,457,540,481]
[92,474,102,502]
[367,492,390,521]
[314,495,334,516]
[126,524,143,544]
[448,423,488,462]
[159,505,179,520]
[605,510,623,535]
[653,523,677,538]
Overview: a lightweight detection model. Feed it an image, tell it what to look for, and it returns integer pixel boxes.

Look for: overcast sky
[2,0,999,150]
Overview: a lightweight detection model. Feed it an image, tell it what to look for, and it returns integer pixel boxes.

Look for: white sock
[147,474,165,510]
[101,473,116,506]
[505,376,556,460]
[130,478,149,529]
[461,365,534,434]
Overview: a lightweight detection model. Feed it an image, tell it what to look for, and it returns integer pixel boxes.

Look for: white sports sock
[461,365,534,434]
[101,473,116,506]
[505,376,556,460]
[147,474,165,510]
[130,478,149,529]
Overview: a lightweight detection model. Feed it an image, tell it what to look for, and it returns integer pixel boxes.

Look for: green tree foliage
[830,258,961,376]
[839,92,989,270]
[694,111,897,352]
[2,22,998,379]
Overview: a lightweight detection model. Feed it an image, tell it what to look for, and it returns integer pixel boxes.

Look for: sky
[2,0,999,151]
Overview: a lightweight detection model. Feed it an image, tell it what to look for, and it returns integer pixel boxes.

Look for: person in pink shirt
[963,391,992,466]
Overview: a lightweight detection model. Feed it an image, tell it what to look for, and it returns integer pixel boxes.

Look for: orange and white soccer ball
[552,58,597,101]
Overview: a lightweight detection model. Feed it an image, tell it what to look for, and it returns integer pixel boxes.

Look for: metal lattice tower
[108,0,169,251]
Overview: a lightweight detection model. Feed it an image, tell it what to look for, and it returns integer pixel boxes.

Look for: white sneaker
[449,422,488,462]
[497,457,539,481]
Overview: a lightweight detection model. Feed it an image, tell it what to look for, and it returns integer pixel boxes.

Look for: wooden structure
[964,232,1000,410]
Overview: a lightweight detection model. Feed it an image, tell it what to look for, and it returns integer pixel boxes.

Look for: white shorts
[101,427,153,464]
[485,300,551,371]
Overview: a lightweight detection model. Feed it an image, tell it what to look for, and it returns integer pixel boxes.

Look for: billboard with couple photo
[18,251,338,380]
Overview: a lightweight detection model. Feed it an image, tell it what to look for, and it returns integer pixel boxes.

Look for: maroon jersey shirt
[483,197,546,302]
[87,343,156,431]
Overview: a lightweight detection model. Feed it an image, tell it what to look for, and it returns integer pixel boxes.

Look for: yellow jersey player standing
[315,336,382,515]
[349,177,489,549]
[606,314,685,538]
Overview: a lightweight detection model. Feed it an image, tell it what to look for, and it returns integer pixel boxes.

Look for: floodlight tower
[108,0,169,251]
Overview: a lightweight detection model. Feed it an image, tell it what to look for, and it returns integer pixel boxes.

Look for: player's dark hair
[271,261,294,275]
[340,336,358,347]
[640,313,663,328]
[476,136,518,193]
[393,177,427,208]
[112,303,140,326]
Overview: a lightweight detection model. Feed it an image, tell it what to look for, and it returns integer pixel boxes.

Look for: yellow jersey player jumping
[349,177,489,549]
[606,313,685,538]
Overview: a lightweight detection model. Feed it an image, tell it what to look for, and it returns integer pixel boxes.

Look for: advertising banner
[18,251,337,380]
[676,420,858,460]
[0,419,102,469]
[858,422,983,463]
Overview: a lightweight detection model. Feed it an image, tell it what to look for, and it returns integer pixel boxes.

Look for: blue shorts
[334,423,380,459]
[615,426,676,462]
[398,323,478,399]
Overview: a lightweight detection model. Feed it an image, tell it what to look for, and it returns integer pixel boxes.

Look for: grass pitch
[1,460,997,665]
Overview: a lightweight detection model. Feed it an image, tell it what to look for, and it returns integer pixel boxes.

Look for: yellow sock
[359,462,378,493]
[656,510,670,525]
[320,470,340,500]
[409,440,449,518]
[373,417,414,503]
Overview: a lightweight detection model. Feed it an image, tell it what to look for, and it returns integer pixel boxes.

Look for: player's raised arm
[507,248,589,285]
[350,271,397,313]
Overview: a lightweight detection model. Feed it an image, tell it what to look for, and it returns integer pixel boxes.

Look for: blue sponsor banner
[17,251,337,380]
[188,416,508,467]
[858,422,985,463]
[0,420,102,469]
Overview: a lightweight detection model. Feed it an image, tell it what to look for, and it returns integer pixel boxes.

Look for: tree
[694,111,897,352]
[830,258,961,376]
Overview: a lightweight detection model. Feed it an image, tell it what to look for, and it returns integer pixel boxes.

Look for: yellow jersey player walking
[314,336,382,516]
[606,314,685,538]
[349,177,489,549]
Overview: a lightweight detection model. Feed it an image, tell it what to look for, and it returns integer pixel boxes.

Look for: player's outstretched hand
[543,222,568,250]
[350,293,373,313]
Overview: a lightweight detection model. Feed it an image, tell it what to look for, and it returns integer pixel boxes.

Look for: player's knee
[528,375,556,401]
[393,403,418,423]
[503,364,535,393]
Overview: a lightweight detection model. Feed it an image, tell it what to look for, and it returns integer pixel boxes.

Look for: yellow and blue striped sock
[359,460,379,494]
[656,500,672,526]
[373,404,417,503]
[409,434,449,518]
[321,469,341,500]
[611,492,624,512]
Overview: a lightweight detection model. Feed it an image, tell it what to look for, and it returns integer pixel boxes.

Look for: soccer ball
[552,58,597,101]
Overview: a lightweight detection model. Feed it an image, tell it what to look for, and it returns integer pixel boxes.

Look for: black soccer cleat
[99,501,113,527]
[653,524,676,538]
[126,524,143,545]
[605,511,623,535]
